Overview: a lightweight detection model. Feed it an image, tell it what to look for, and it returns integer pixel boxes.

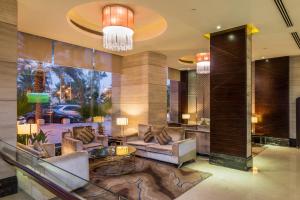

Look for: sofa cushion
[155,129,172,145]
[144,130,154,143]
[75,126,95,144]
[146,144,173,156]
[164,127,185,142]
[82,142,102,150]
[73,126,92,138]
[138,124,151,140]
[126,140,154,151]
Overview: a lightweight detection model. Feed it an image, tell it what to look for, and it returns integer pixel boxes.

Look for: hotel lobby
[1,0,300,200]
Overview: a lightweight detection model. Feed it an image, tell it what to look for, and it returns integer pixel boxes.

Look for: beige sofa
[126,124,196,167]
[61,126,108,155]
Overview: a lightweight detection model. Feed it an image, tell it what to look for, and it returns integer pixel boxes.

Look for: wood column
[0,0,18,197]
[209,25,252,171]
[179,71,188,124]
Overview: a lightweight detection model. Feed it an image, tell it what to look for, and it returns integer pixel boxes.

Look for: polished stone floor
[2,145,299,200]
[178,145,300,200]
[1,190,33,200]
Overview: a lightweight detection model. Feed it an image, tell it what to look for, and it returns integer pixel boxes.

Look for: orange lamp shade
[102,5,134,29]
[196,52,210,62]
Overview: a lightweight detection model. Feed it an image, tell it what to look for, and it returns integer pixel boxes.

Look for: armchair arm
[41,143,56,157]
[125,133,139,142]
[95,135,108,147]
[172,138,196,157]
[62,137,83,155]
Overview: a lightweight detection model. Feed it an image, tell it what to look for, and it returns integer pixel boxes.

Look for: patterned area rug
[86,157,211,200]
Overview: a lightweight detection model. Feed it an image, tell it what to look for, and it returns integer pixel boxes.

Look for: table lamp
[182,113,190,124]
[116,117,128,137]
[17,124,38,145]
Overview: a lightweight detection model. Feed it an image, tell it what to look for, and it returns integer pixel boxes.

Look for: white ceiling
[18,0,300,70]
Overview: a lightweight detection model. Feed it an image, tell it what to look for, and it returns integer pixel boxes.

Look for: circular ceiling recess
[178,55,196,66]
[66,1,168,42]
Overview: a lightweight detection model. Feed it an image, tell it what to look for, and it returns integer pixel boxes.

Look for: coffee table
[89,145,136,176]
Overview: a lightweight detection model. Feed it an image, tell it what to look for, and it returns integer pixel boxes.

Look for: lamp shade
[196,52,210,74]
[116,117,128,126]
[182,114,191,120]
[93,116,105,123]
[17,124,38,135]
[102,5,134,51]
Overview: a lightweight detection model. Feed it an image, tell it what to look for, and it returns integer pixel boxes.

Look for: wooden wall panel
[210,26,250,158]
[289,56,300,139]
[179,71,188,123]
[255,57,289,138]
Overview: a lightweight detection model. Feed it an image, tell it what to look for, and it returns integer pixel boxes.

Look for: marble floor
[178,145,300,200]
[2,145,299,200]
[1,190,33,200]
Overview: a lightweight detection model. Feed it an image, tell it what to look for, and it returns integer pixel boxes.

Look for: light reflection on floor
[178,145,300,200]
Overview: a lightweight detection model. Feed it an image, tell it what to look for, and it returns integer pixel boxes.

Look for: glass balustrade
[0,139,126,200]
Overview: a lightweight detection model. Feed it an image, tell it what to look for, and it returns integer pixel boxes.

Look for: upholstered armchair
[17,143,56,158]
[61,126,108,155]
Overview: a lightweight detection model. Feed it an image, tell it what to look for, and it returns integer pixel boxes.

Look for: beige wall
[289,56,300,139]
[0,0,17,145]
[117,51,167,135]
[0,0,17,180]
[168,67,180,81]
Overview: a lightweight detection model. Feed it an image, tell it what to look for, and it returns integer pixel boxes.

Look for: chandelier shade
[102,5,134,51]
[196,52,210,74]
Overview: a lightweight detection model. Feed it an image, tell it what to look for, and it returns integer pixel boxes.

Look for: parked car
[53,104,81,116]
[23,108,83,124]
[17,116,26,125]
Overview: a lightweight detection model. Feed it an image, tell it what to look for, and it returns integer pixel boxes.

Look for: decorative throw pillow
[76,126,95,144]
[144,130,154,143]
[138,124,151,140]
[155,128,172,145]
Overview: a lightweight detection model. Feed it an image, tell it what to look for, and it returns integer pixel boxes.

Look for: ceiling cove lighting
[102,5,134,51]
[196,53,210,74]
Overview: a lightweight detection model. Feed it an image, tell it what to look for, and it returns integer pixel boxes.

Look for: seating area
[126,125,196,167]
[1,1,300,200]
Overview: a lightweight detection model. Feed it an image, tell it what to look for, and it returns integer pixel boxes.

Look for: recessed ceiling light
[228,34,235,41]
[216,25,221,30]
[261,56,265,59]
[265,59,269,62]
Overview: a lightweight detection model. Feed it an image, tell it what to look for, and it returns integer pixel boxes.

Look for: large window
[17,58,112,137]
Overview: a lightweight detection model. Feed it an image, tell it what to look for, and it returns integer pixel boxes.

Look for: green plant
[17,134,29,145]
[29,130,48,144]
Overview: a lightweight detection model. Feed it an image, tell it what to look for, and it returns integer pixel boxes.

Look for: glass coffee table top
[89,145,136,176]
[89,145,136,159]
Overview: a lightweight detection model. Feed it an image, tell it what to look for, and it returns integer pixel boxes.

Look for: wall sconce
[251,116,258,124]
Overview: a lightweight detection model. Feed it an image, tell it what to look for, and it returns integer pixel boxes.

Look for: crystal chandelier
[196,53,210,74]
[102,5,134,52]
